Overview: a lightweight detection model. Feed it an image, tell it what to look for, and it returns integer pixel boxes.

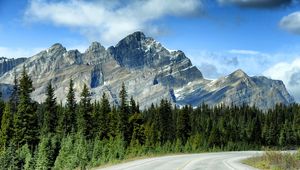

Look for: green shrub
[244,151,300,170]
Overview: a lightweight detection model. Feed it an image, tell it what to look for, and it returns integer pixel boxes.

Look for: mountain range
[0,32,294,110]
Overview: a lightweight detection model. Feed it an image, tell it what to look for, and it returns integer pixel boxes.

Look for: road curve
[96,151,262,170]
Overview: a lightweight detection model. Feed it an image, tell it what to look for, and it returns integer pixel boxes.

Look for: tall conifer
[42,82,57,134]
[0,103,13,148]
[13,66,38,148]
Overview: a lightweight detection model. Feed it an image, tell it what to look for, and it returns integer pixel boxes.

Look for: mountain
[174,69,294,109]
[0,32,294,110]
[0,57,26,76]
[0,57,26,101]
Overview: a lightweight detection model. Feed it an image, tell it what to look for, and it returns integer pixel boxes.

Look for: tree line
[0,66,299,169]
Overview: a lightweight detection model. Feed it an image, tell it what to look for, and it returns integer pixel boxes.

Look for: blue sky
[1,0,300,101]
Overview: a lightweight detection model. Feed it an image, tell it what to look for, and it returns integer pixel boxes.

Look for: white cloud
[279,11,300,35]
[228,49,261,55]
[187,49,274,79]
[264,58,300,102]
[0,46,44,58]
[25,0,201,45]
[189,49,299,100]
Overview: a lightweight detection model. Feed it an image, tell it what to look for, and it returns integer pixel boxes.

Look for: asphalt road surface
[97,151,263,170]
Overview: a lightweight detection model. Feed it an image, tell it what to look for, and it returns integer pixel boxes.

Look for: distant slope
[0,57,26,76]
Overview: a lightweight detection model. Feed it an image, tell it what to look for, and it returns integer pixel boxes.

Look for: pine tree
[176,105,191,144]
[97,93,111,139]
[118,83,130,144]
[108,106,119,138]
[208,126,221,147]
[159,99,174,143]
[293,108,300,145]
[129,112,145,146]
[35,136,51,170]
[77,84,93,138]
[13,66,38,148]
[0,103,13,148]
[90,138,105,166]
[0,92,5,126]
[0,143,17,169]
[152,104,161,145]
[130,96,138,114]
[92,102,100,138]
[10,69,19,114]
[74,134,89,169]
[63,79,76,134]
[53,135,75,170]
[17,144,33,170]
[42,82,58,134]
[144,123,157,147]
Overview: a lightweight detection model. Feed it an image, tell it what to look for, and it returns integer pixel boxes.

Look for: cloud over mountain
[25,0,202,45]
[264,58,300,102]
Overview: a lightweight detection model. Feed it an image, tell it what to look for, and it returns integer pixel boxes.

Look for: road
[97,151,262,170]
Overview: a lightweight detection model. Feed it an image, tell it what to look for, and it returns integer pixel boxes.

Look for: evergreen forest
[0,67,300,169]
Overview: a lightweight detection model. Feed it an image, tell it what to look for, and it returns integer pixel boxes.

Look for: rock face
[174,69,294,109]
[0,32,294,110]
[0,57,26,76]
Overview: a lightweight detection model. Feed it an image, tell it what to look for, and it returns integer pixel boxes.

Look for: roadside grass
[243,150,300,170]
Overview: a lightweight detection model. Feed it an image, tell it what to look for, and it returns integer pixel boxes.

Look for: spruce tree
[92,102,100,138]
[77,84,92,138]
[118,83,130,144]
[42,82,58,134]
[293,108,300,145]
[17,144,33,170]
[130,96,138,114]
[176,105,191,144]
[0,143,17,169]
[13,66,38,148]
[0,92,5,125]
[98,93,111,139]
[108,106,119,137]
[35,136,51,170]
[10,69,19,114]
[129,112,145,146]
[148,104,160,146]
[0,103,13,148]
[53,135,75,170]
[159,99,174,143]
[64,79,76,134]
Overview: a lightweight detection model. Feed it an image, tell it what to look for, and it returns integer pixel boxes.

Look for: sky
[1,0,300,101]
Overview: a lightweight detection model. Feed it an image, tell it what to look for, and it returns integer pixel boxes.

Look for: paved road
[97,151,262,170]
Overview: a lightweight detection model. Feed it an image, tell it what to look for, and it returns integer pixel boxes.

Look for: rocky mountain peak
[49,43,65,50]
[47,43,67,55]
[114,31,146,49]
[229,69,249,78]
[86,42,105,53]
[124,31,146,42]
[109,31,193,70]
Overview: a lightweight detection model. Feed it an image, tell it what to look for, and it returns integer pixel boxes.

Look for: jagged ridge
[0,32,294,110]
[0,57,26,76]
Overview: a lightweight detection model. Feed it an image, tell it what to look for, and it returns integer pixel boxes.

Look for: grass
[243,150,300,170]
